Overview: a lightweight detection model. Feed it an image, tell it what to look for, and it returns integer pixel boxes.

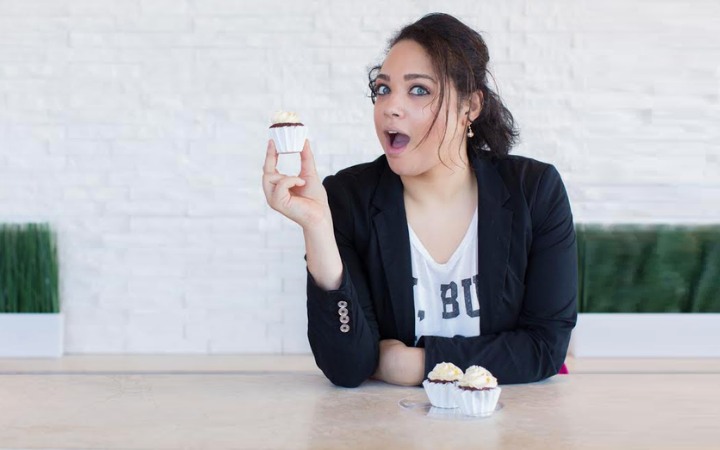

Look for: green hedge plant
[577,224,720,313]
[0,223,59,313]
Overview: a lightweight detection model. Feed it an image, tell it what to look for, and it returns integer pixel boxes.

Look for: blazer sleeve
[305,174,381,388]
[421,164,578,384]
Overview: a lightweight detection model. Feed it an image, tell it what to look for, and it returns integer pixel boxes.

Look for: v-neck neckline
[407,205,478,269]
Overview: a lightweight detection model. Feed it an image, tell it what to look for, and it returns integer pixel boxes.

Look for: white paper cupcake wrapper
[422,379,459,409]
[452,386,501,417]
[269,125,308,154]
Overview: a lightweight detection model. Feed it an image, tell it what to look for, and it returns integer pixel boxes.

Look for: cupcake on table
[422,362,464,409]
[452,365,502,417]
[269,110,307,154]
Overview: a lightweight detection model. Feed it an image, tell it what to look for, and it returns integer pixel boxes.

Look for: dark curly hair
[367,12,520,161]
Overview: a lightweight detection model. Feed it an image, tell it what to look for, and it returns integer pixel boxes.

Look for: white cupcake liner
[422,379,459,409]
[452,385,501,417]
[269,125,308,154]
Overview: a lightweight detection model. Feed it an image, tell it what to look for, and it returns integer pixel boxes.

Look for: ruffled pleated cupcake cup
[422,379,459,409]
[269,125,308,154]
[452,385,501,417]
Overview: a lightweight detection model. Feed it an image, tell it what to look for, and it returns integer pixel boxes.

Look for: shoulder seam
[533,163,560,230]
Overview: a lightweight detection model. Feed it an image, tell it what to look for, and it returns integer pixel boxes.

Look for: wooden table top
[1,355,718,449]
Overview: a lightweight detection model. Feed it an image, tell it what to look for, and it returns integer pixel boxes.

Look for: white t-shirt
[409,206,480,346]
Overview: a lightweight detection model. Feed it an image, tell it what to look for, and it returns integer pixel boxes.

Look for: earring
[467,124,474,138]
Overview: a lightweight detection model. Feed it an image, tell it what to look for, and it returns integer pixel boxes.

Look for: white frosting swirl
[270,110,302,124]
[427,362,463,382]
[458,365,498,389]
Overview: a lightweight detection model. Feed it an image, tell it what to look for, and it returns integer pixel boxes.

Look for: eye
[409,85,430,96]
[374,83,431,97]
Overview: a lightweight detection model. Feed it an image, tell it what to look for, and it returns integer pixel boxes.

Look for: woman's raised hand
[262,138,331,230]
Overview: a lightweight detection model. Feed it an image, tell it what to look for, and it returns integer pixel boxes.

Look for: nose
[384,107,402,119]
[383,97,404,119]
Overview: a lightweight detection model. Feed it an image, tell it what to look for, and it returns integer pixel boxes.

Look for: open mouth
[386,131,411,150]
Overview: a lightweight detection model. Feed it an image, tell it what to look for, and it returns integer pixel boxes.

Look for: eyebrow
[376,73,437,84]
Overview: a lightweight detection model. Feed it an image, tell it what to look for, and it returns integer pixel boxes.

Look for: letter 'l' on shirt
[409,206,480,346]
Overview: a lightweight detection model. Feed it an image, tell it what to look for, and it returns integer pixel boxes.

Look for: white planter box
[0,313,64,358]
[569,313,720,358]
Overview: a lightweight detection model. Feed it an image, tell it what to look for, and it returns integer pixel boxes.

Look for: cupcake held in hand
[453,365,502,417]
[269,110,308,154]
[422,362,464,409]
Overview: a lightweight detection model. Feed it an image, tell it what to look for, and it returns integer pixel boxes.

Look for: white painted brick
[275,255,309,278]
[184,233,268,254]
[48,139,111,156]
[186,305,282,345]
[4,154,66,170]
[269,321,311,354]
[104,200,186,216]
[63,218,130,236]
[214,248,283,264]
[0,32,67,50]
[69,0,140,17]
[140,0,191,16]
[282,276,308,296]
[67,124,138,139]
[136,123,214,139]
[187,199,265,217]
[68,62,142,80]
[185,276,282,308]
[99,291,185,311]
[126,310,208,353]
[1,0,712,355]
[183,261,267,279]
[64,306,128,353]
[116,16,192,32]
[0,48,46,62]
[265,228,305,250]
[0,124,66,139]
[63,186,128,202]
[208,333,282,354]
[282,302,310,327]
[65,154,138,171]
[51,171,109,186]
[194,0,319,16]
[116,48,194,64]
[102,231,185,249]
[0,0,68,16]
[56,47,118,62]
[0,17,115,32]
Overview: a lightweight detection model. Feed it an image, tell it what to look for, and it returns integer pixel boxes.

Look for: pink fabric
[559,363,569,374]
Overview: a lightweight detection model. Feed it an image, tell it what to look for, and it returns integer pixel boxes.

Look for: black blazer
[304,151,578,388]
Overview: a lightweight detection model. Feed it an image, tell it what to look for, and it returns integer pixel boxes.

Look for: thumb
[299,139,318,177]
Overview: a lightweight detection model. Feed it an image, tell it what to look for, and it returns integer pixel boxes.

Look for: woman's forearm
[373,340,426,386]
[304,218,344,291]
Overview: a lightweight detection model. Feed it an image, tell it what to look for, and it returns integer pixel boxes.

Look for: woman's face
[373,39,468,176]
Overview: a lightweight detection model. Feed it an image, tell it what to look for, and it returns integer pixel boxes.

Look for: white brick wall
[0,0,716,354]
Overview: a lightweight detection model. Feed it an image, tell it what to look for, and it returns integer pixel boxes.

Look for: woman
[262,13,577,388]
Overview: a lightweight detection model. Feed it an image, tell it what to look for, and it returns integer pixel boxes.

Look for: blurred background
[0,0,717,356]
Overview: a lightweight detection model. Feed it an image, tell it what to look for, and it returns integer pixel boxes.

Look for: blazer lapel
[371,161,416,346]
[371,153,514,346]
[473,155,513,335]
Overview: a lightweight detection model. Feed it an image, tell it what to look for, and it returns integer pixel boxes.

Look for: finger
[271,176,306,207]
[299,139,318,177]
[263,172,285,186]
[262,172,285,202]
[263,139,278,175]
